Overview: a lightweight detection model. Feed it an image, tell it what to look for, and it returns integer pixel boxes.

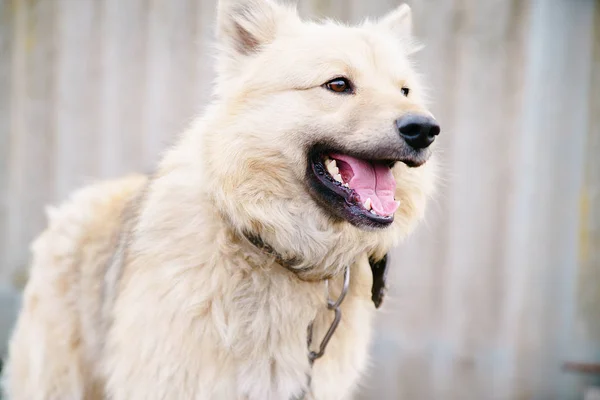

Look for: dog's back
[3,174,147,399]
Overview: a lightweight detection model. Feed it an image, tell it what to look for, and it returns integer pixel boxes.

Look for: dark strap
[244,230,389,309]
[369,254,389,309]
[242,230,302,270]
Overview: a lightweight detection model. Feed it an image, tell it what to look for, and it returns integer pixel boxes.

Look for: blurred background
[0,0,598,399]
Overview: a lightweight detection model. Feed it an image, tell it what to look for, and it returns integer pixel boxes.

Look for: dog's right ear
[217,0,293,56]
[378,4,412,38]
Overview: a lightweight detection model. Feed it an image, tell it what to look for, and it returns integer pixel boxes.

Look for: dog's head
[202,0,438,277]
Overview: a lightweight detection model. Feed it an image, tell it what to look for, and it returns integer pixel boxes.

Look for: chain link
[307,265,350,364]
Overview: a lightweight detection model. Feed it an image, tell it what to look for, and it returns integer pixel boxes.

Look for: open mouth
[308,151,403,229]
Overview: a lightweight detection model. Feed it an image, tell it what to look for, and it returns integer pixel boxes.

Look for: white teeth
[326,159,339,177]
[395,200,401,208]
[370,210,377,215]
[363,198,372,210]
[343,183,349,188]
[325,158,346,185]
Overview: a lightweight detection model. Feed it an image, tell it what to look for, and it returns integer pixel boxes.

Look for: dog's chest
[223,275,375,400]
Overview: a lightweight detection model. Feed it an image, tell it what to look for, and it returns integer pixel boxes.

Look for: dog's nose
[395,114,440,149]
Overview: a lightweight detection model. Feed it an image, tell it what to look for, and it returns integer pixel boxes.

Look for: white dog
[3,0,439,399]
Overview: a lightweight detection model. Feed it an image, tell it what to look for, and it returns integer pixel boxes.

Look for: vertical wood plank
[570,2,600,389]
[5,0,57,283]
[142,0,201,171]
[53,0,103,200]
[0,0,14,284]
[99,0,149,178]
[574,0,600,361]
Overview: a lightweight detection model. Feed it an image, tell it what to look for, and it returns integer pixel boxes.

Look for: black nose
[395,114,440,149]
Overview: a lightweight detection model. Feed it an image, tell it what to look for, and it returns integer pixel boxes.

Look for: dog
[3,0,439,398]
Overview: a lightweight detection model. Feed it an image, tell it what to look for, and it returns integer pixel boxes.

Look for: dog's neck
[236,227,337,282]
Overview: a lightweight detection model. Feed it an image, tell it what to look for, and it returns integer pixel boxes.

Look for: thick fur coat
[3,1,438,399]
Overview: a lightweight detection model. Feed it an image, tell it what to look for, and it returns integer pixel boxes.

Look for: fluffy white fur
[3,1,437,399]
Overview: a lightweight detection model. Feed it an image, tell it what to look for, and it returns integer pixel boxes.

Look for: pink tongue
[331,154,399,217]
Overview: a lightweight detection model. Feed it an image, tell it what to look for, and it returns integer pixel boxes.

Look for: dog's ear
[378,4,412,38]
[217,0,293,56]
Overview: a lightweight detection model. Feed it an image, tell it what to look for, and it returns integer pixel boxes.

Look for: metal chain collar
[307,265,350,365]
[238,230,351,399]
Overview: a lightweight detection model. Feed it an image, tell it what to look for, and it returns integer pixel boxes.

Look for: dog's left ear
[217,0,295,56]
[378,4,413,38]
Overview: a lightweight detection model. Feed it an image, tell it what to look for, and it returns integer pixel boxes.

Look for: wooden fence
[0,0,598,398]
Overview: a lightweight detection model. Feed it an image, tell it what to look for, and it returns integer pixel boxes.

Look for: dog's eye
[401,87,410,97]
[324,78,353,94]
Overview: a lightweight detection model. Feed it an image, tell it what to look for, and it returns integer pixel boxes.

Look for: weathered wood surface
[0,0,598,398]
